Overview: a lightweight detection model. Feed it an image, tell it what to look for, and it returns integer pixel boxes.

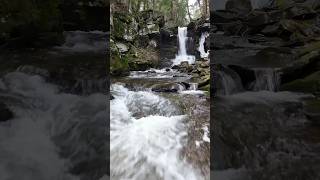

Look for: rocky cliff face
[0,0,109,49]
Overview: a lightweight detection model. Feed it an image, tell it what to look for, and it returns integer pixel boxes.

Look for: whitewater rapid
[0,72,107,180]
[110,84,203,180]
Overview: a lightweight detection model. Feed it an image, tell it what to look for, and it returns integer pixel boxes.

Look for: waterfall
[189,83,198,90]
[110,84,202,180]
[172,27,195,66]
[198,32,209,58]
[251,68,281,91]
[215,68,244,95]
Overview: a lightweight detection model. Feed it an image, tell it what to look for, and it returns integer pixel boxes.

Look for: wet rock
[225,0,252,15]
[304,99,320,124]
[222,20,248,36]
[261,23,282,36]
[110,39,130,76]
[281,71,320,93]
[241,47,293,67]
[115,43,129,53]
[281,45,320,84]
[0,102,13,122]
[197,75,210,88]
[285,4,317,19]
[196,60,210,68]
[212,10,240,24]
[127,47,159,71]
[151,83,185,93]
[247,10,283,27]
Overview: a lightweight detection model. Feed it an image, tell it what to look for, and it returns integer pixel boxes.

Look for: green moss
[112,16,126,39]
[199,84,210,92]
[281,71,320,93]
[298,41,320,56]
[110,55,129,76]
[275,0,293,9]
[110,40,129,76]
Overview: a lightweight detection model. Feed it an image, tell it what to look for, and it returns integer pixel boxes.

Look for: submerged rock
[151,83,185,93]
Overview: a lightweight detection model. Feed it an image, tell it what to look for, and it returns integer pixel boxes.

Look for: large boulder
[127,47,159,71]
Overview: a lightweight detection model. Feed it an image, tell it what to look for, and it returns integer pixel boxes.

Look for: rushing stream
[110,27,209,179]
[0,31,108,180]
[212,29,320,179]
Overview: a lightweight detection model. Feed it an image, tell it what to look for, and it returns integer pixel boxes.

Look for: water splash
[110,84,203,180]
[173,27,195,66]
[251,68,281,92]
[0,72,107,180]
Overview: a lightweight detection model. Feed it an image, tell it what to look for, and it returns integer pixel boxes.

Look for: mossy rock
[127,47,159,71]
[199,84,210,92]
[110,54,130,76]
[110,40,129,76]
[281,71,320,93]
[275,0,295,9]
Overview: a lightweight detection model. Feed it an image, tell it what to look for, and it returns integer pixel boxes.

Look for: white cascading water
[0,72,107,180]
[110,84,202,180]
[173,27,195,66]
[189,83,198,91]
[198,32,209,58]
[252,68,281,92]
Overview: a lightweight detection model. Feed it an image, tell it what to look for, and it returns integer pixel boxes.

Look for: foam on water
[0,72,107,180]
[110,84,203,180]
[55,31,107,53]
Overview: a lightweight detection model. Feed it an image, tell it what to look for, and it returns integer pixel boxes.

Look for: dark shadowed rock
[0,102,13,122]
[151,83,185,93]
[304,99,320,125]
[225,0,252,15]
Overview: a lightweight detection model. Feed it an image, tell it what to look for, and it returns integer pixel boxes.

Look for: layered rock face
[211,1,320,179]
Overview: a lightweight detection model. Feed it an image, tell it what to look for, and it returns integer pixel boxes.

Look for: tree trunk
[204,0,208,17]
[187,0,192,21]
